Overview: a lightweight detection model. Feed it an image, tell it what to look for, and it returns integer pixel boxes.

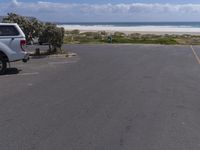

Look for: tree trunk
[48,44,52,54]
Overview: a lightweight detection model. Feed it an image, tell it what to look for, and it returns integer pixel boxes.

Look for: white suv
[0,23,29,74]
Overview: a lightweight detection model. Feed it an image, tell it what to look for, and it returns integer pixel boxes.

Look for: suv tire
[0,55,7,75]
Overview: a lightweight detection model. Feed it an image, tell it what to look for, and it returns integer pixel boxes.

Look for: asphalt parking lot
[1,44,200,150]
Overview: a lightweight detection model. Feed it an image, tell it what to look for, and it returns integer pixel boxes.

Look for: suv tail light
[20,40,26,51]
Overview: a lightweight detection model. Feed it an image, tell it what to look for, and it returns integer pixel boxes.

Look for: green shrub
[70,30,80,35]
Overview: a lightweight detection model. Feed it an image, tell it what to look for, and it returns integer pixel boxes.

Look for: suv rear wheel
[0,55,7,75]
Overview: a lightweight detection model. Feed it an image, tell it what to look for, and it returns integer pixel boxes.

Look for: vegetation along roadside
[64,30,200,45]
[3,13,200,49]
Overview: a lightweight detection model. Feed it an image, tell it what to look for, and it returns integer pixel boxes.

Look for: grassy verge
[64,30,200,45]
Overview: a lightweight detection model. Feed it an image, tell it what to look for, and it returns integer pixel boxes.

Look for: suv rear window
[0,25,20,36]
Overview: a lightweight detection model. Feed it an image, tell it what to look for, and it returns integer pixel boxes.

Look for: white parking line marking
[191,45,200,65]
[18,72,39,76]
[0,72,39,78]
[48,61,77,65]
[27,83,33,86]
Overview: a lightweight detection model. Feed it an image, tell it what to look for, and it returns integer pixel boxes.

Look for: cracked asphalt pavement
[1,44,200,150]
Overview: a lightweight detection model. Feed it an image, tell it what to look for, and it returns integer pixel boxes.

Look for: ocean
[58,22,200,27]
[57,22,200,34]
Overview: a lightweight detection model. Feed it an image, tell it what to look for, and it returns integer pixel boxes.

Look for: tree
[51,27,65,50]
[39,23,65,53]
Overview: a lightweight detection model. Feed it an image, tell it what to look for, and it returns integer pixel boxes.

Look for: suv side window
[0,25,20,36]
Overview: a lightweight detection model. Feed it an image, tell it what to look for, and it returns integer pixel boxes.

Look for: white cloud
[1,1,200,21]
[11,0,19,5]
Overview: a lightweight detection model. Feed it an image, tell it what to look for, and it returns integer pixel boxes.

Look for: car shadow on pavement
[4,68,21,75]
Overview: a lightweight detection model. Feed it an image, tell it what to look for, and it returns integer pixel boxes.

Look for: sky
[1,0,200,22]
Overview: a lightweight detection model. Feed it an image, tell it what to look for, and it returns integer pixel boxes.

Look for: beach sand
[78,30,200,35]
[58,25,200,35]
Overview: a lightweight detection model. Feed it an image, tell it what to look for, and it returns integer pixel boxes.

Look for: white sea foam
[58,25,200,34]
